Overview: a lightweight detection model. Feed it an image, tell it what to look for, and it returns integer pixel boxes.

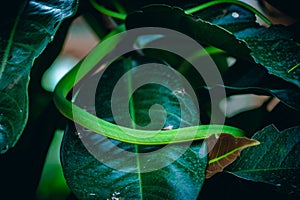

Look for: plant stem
[111,0,126,14]
[89,0,126,20]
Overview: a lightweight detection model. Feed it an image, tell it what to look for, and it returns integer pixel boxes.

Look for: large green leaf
[227,125,300,196]
[199,4,300,109]
[125,4,300,88]
[0,0,78,153]
[125,5,251,61]
[61,53,207,199]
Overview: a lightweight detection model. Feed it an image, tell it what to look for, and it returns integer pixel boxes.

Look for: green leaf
[62,122,207,199]
[94,54,200,129]
[61,53,207,199]
[205,133,259,179]
[227,125,300,196]
[125,4,300,88]
[125,5,251,61]
[0,0,78,153]
[221,60,300,110]
[194,4,300,76]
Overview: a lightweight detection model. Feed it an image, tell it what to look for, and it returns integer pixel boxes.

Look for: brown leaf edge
[205,133,260,179]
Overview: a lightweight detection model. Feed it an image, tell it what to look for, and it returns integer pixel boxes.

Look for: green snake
[54,78,244,145]
[53,0,275,144]
[53,26,245,145]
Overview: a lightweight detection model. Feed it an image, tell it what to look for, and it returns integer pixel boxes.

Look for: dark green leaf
[95,54,200,129]
[62,122,207,200]
[0,16,73,199]
[194,4,259,32]
[195,4,300,89]
[125,5,251,61]
[235,26,300,88]
[0,0,78,153]
[125,4,300,88]
[227,125,300,196]
[61,53,207,199]
[195,4,300,75]
[221,60,300,110]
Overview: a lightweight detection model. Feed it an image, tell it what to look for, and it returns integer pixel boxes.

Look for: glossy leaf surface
[0,0,78,153]
[227,125,300,196]
[125,4,300,88]
[61,53,208,199]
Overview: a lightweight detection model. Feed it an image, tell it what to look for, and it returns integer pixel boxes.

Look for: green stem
[89,0,126,20]
[111,0,127,14]
[185,0,272,26]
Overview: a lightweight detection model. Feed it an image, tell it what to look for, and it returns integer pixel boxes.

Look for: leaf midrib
[0,1,27,80]
[126,58,143,200]
[208,141,260,164]
[230,166,300,174]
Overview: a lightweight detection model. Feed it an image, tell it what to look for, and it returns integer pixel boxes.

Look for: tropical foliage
[0,0,299,199]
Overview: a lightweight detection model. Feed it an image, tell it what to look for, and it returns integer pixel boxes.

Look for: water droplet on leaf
[75,131,82,138]
[107,191,122,200]
[232,12,239,18]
